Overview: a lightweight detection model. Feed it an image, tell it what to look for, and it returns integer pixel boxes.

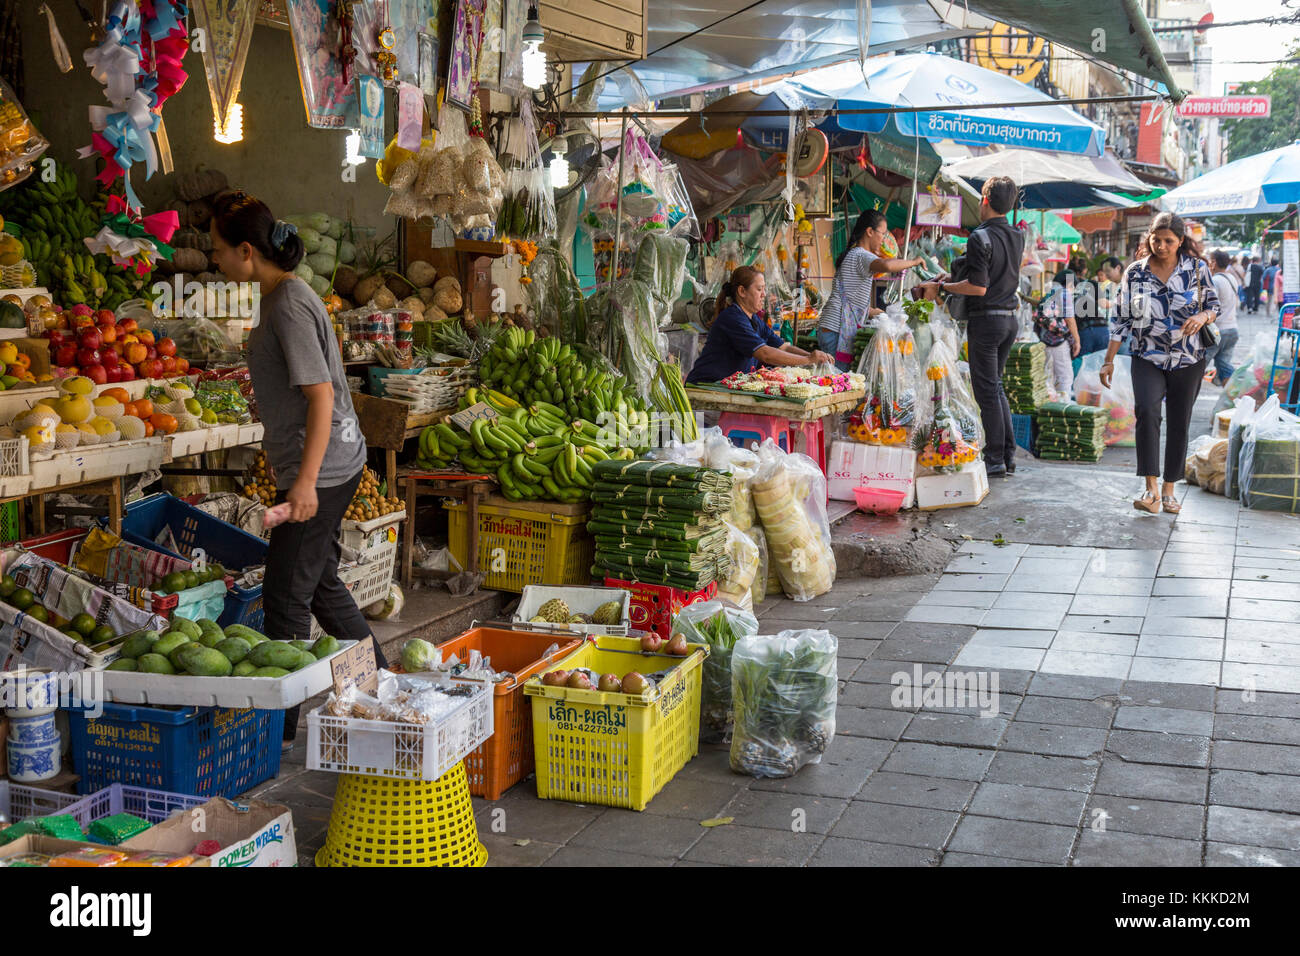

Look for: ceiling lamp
[214,102,243,144]
[522,3,546,90]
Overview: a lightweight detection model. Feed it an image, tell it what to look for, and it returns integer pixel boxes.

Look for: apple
[76,347,101,368]
[97,324,117,345]
[156,337,177,358]
[104,363,124,383]
[117,318,138,334]
[53,345,78,367]
[100,347,119,367]
[145,345,157,361]
[69,304,92,317]
[47,330,67,349]
[160,356,177,375]
[117,363,135,382]
[95,309,115,326]
[83,364,107,386]
[77,328,102,351]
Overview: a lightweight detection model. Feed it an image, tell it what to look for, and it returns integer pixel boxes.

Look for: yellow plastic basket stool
[314,763,488,868]
[522,635,708,811]
[445,497,594,593]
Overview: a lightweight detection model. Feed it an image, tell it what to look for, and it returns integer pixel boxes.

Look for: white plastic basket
[0,436,30,476]
[305,681,493,781]
[339,511,405,559]
[513,584,632,636]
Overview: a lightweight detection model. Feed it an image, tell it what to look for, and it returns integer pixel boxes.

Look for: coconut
[352,273,385,304]
[386,273,417,299]
[332,264,359,296]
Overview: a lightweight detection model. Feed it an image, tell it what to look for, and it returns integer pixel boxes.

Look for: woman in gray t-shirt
[211,192,383,744]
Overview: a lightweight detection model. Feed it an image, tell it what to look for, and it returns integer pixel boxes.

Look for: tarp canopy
[588,0,1182,108]
[942,147,1151,208]
[1160,142,1300,217]
[1012,209,1082,244]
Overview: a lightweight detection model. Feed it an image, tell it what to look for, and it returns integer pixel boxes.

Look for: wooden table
[684,386,866,422]
[398,473,495,589]
[1,477,125,538]
[352,391,454,492]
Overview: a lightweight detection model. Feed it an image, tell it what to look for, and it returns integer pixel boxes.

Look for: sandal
[1133,491,1161,514]
[1161,495,1181,515]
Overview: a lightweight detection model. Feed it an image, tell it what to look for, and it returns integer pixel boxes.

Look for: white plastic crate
[513,584,632,636]
[339,511,405,559]
[0,436,31,497]
[305,681,493,781]
[0,779,85,823]
[307,550,396,640]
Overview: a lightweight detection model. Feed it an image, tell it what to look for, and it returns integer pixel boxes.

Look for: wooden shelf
[452,238,512,259]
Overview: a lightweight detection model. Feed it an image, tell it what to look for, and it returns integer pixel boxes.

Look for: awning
[1012,209,1082,244]
[1159,142,1300,218]
[942,147,1151,208]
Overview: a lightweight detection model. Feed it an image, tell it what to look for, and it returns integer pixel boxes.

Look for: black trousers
[966,313,1020,469]
[265,470,388,741]
[1132,356,1206,483]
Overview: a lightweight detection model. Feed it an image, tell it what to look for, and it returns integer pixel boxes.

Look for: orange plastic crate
[437,627,583,800]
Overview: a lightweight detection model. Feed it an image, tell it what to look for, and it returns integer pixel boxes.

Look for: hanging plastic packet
[850,314,922,445]
[0,78,50,192]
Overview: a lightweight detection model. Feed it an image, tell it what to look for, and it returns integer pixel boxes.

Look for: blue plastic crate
[366,365,422,398]
[1011,413,1036,454]
[67,703,283,799]
[111,494,267,629]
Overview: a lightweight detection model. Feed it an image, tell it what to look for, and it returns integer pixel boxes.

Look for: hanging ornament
[375,27,398,84]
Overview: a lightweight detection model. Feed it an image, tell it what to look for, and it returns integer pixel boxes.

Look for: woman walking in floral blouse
[1100,212,1220,515]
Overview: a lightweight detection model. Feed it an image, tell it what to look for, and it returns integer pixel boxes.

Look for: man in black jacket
[1246,256,1264,314]
[919,177,1025,477]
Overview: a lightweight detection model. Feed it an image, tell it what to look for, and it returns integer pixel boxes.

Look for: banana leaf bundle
[592,528,728,558]
[588,517,723,542]
[591,504,715,526]
[594,554,731,592]
[591,484,733,514]
[592,459,733,492]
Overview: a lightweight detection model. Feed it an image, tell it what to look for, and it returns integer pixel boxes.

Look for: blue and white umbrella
[1160,142,1300,217]
[832,53,1107,157]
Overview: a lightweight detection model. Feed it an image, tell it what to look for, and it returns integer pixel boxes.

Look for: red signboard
[1137,103,1164,166]
[1175,95,1271,119]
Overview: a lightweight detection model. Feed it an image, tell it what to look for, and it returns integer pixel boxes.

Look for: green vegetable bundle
[591,459,733,491]
[671,601,759,742]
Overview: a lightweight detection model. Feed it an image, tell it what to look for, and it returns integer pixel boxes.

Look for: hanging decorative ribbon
[84,194,179,275]
[79,0,189,214]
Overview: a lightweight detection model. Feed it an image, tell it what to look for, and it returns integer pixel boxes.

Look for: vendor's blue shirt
[687,304,785,383]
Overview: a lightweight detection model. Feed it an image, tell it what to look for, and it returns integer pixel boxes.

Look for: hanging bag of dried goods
[751,439,835,601]
[730,629,837,778]
[715,521,763,612]
[851,314,922,446]
[671,600,759,743]
[912,337,984,474]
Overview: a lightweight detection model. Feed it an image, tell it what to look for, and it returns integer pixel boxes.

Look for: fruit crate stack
[587,460,734,592]
[1035,402,1108,462]
[1003,342,1049,414]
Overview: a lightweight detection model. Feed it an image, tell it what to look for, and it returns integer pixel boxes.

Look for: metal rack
[1269,303,1300,414]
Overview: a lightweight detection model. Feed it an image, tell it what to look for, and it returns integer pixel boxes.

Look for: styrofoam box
[513,584,632,636]
[28,437,167,490]
[165,423,241,461]
[827,441,917,507]
[100,640,358,709]
[916,460,989,511]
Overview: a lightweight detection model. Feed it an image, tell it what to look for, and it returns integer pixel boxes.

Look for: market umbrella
[942,147,1150,209]
[1010,210,1082,244]
[1160,141,1300,217]
[832,53,1108,157]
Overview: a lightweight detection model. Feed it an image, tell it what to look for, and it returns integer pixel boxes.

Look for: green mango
[174,644,233,677]
[311,635,341,660]
[153,631,192,658]
[248,641,302,671]
[223,624,267,646]
[120,631,160,659]
[137,653,175,675]
[170,617,202,641]
[232,660,257,677]
[106,658,137,671]
[198,630,226,648]
[290,650,318,672]
[196,617,223,638]
[250,666,290,678]
[289,640,313,652]
[215,637,252,665]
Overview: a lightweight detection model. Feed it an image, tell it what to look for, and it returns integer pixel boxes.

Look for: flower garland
[78,0,188,269]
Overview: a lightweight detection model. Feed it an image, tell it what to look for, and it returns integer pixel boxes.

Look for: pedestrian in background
[1247,256,1264,314]
[1101,212,1220,515]
[1229,255,1248,308]
[1208,251,1240,386]
[1263,257,1280,314]
[1041,270,1080,397]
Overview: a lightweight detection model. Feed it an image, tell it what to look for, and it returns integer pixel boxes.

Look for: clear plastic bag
[496,99,557,242]
[730,629,838,778]
[1075,352,1137,447]
[852,314,922,446]
[702,428,760,530]
[911,336,984,475]
[751,439,835,601]
[715,521,762,612]
[0,77,50,192]
[1239,394,1300,512]
[670,599,759,742]
[1226,396,1257,500]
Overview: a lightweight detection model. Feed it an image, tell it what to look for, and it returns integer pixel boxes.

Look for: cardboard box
[122,796,296,868]
[827,441,917,507]
[916,460,989,511]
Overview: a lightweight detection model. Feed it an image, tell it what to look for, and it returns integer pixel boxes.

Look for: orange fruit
[142,421,154,437]
[136,330,155,345]
[121,401,139,418]
[134,398,153,419]
[103,387,130,403]
[11,353,30,369]
[149,412,177,435]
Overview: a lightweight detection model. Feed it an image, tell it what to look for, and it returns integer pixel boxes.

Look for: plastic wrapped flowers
[912,338,984,473]
[852,316,920,444]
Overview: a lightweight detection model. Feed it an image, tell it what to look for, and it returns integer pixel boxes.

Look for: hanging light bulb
[549,147,569,189]
[345,129,364,165]
[214,102,243,144]
[521,3,546,90]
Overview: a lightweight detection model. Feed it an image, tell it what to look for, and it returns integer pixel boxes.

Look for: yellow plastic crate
[522,635,708,811]
[445,497,594,593]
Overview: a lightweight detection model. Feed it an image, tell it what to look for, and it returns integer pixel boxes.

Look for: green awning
[965,0,1184,100]
[1012,210,1082,244]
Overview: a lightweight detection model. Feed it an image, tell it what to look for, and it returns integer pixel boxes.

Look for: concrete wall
[17,0,393,230]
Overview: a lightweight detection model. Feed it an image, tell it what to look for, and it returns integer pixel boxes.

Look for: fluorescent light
[345,130,364,165]
[522,4,546,90]
[214,102,243,144]
[549,152,569,188]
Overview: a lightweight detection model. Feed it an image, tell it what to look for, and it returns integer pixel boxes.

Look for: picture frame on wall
[417,31,440,98]
[446,0,485,111]
[492,0,526,94]
[793,163,832,218]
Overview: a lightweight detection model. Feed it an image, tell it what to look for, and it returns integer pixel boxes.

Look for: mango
[289,640,313,652]
[174,644,233,677]
[223,624,266,645]
[153,631,192,658]
[312,635,341,659]
[250,666,290,678]
[215,637,251,664]
[232,660,257,677]
[197,617,223,638]
[290,650,317,672]
[120,631,160,659]
[198,630,225,648]
[248,641,302,671]
[106,658,137,671]
[171,617,202,641]
[138,653,175,675]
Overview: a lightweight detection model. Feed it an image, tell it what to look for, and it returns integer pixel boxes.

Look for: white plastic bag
[750,439,835,601]
[1226,396,1257,500]
[1075,352,1137,447]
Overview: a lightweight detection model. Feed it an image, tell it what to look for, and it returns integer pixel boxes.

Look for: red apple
[53,344,78,367]
[117,363,136,382]
[104,363,123,383]
[76,347,101,368]
[156,337,177,358]
[83,364,108,386]
[145,346,157,361]
[77,328,102,351]
[100,347,119,367]
[117,318,138,334]
[47,330,67,349]
[95,309,116,326]
[160,356,177,375]
[69,304,93,317]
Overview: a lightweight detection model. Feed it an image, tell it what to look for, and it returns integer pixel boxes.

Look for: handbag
[1194,263,1221,349]
[1033,286,1070,347]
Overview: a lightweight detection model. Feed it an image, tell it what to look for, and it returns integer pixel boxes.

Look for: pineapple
[537,598,569,623]
[592,600,621,626]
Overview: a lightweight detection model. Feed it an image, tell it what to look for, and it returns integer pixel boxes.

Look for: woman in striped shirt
[816,209,924,370]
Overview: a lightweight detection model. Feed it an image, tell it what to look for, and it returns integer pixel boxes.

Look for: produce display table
[684,385,865,422]
[398,472,495,588]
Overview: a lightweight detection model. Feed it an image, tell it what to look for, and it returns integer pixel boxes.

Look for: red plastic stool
[789,419,827,475]
[719,412,789,453]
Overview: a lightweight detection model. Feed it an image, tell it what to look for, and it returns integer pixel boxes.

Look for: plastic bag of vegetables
[751,439,835,602]
[730,629,837,778]
[671,600,758,742]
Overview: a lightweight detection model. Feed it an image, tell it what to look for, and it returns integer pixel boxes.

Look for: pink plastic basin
[854,485,907,515]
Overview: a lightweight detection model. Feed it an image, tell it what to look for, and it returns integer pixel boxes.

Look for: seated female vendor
[687,266,833,383]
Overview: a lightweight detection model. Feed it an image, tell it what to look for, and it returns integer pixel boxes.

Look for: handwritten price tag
[332,637,379,696]
[449,402,499,431]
